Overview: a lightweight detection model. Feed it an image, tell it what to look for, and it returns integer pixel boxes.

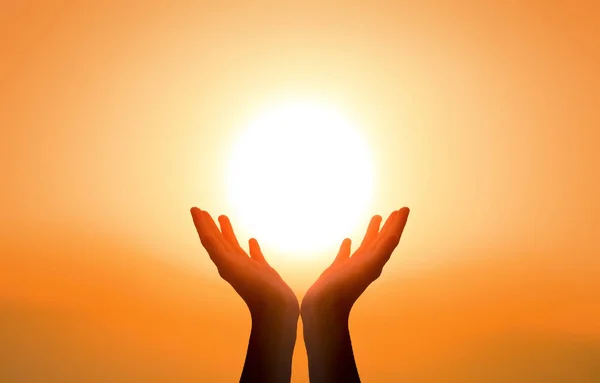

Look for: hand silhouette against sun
[191,206,409,383]
[191,207,298,383]
[301,208,410,383]
[190,207,298,320]
[302,207,410,320]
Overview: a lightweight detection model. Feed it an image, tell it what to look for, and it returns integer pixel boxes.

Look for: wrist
[251,300,298,343]
[251,297,299,326]
[301,305,359,383]
[243,310,297,383]
[252,312,298,335]
[302,308,350,351]
[301,297,350,328]
[303,315,349,342]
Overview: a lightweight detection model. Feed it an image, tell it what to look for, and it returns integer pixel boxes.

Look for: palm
[191,208,298,317]
[303,208,410,318]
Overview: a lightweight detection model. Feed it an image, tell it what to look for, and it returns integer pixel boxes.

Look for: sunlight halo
[226,100,373,258]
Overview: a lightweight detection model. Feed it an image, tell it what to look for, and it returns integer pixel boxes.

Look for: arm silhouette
[190,207,299,383]
[301,207,410,383]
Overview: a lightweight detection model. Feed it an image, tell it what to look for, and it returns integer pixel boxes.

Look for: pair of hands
[190,207,410,383]
[190,207,410,324]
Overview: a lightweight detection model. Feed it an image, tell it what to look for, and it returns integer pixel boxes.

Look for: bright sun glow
[226,100,373,257]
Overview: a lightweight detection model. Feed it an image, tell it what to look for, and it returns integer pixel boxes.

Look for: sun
[226,100,374,257]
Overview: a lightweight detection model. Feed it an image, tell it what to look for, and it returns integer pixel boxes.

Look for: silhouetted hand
[191,207,298,383]
[190,207,298,318]
[301,207,410,383]
[302,207,410,319]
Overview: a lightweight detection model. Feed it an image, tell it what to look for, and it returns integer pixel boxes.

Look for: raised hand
[190,207,298,383]
[302,207,410,318]
[301,207,410,383]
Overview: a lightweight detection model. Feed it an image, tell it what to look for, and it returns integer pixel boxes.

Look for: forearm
[240,311,298,383]
[302,311,360,383]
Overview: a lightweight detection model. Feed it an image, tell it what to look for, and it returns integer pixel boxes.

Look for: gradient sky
[1,1,599,382]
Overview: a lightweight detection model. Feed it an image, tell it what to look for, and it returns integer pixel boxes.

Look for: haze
[1,1,599,382]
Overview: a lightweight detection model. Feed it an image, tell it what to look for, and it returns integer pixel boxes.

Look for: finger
[365,234,401,275]
[391,207,410,238]
[190,207,205,239]
[375,234,401,259]
[201,234,226,262]
[191,207,215,243]
[357,215,382,251]
[379,210,399,237]
[191,208,228,266]
[332,238,351,266]
[201,210,232,251]
[370,207,410,267]
[371,210,399,248]
[218,215,246,256]
[249,238,268,264]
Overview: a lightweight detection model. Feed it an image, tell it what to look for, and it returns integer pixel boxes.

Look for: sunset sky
[1,1,599,382]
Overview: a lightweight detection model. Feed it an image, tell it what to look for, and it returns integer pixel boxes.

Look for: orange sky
[1,1,599,382]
